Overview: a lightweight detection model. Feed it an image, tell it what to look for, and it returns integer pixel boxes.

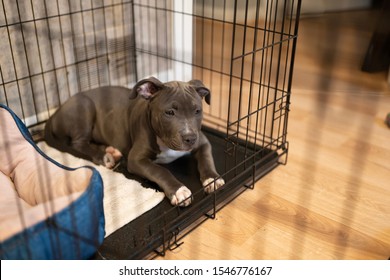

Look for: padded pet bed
[0,104,105,259]
[36,142,165,237]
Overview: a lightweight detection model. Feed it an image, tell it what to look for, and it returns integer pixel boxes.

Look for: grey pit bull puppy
[45,77,225,206]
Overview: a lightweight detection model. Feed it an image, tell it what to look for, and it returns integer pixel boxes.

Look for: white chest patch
[154,137,191,164]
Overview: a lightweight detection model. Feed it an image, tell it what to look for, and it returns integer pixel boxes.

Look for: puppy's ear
[188,79,211,105]
[130,77,165,99]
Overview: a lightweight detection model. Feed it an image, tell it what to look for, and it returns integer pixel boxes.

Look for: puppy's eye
[165,109,175,116]
[195,108,202,115]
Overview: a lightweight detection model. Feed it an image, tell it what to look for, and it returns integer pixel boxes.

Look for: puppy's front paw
[170,186,193,207]
[203,177,225,194]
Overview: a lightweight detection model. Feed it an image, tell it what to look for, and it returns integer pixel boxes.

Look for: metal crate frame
[0,0,301,259]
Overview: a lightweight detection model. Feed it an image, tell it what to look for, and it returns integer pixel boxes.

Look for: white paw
[203,177,225,194]
[103,153,116,169]
[170,186,193,207]
[103,146,122,169]
[105,146,123,161]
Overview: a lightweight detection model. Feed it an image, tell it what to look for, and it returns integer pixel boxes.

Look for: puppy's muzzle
[181,132,197,147]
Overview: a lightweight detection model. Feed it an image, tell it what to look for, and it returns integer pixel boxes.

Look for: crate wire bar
[0,0,301,259]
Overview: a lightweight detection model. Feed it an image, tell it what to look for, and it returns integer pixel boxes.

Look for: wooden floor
[158,9,390,260]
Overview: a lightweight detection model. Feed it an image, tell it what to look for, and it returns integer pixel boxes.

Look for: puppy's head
[131,77,210,151]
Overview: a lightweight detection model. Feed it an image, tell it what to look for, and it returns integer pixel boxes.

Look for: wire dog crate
[0,0,301,259]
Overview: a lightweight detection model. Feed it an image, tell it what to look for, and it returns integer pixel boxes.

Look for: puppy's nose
[182,133,197,146]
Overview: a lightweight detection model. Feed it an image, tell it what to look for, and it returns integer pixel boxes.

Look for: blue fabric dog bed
[0,104,105,259]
